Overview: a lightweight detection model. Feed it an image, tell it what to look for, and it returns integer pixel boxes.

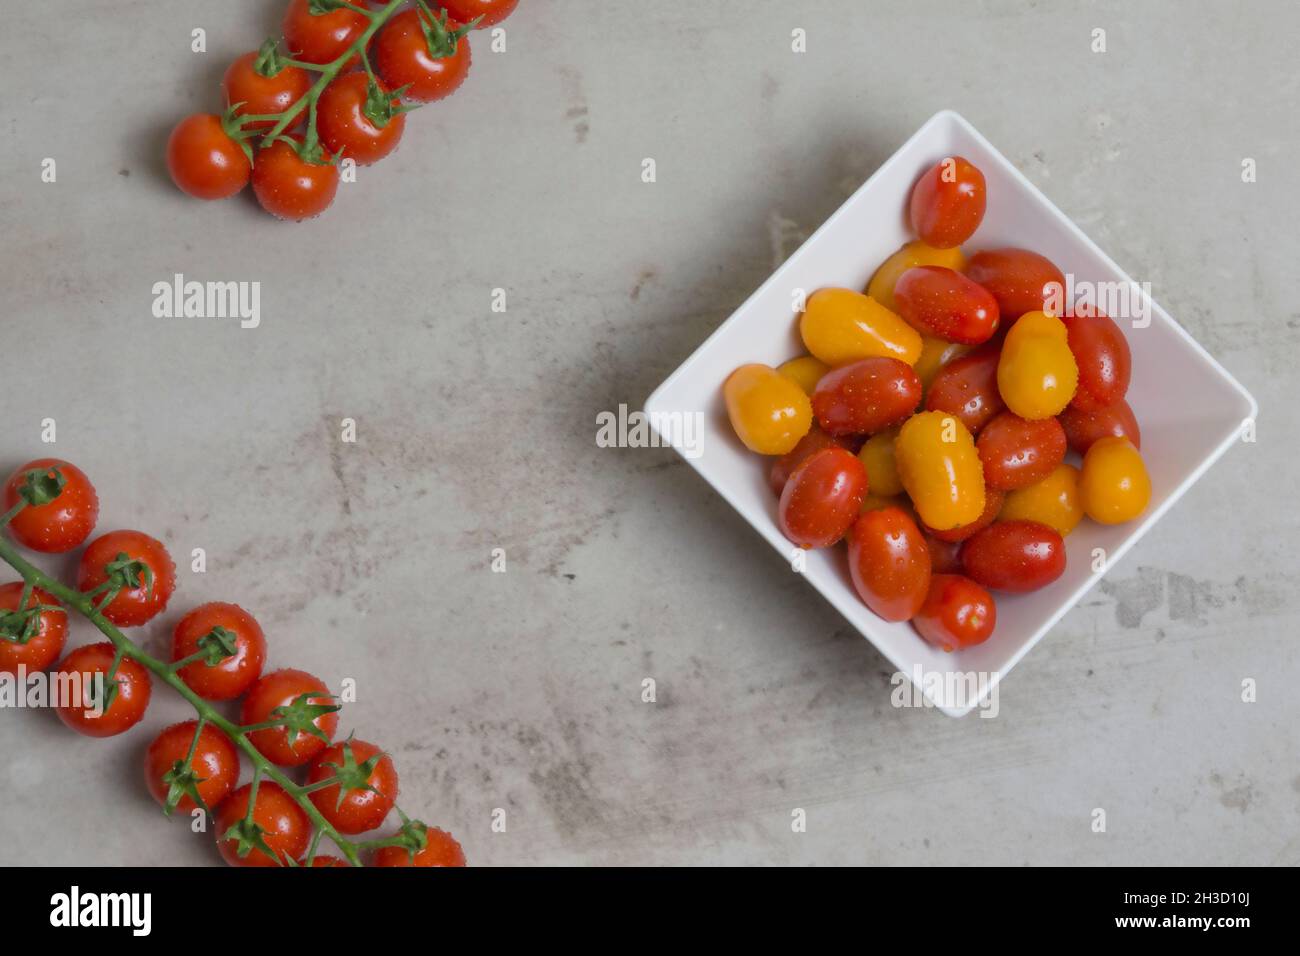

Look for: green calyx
[195,626,240,666]
[222,817,280,863]
[317,739,384,810]
[161,760,211,817]
[309,0,358,14]
[102,551,154,599]
[253,38,293,78]
[415,2,482,59]
[267,691,342,751]
[361,79,416,129]
[17,467,65,507]
[389,810,430,862]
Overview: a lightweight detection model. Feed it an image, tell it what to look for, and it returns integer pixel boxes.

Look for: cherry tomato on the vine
[4,458,99,553]
[318,73,407,166]
[77,530,176,627]
[215,782,310,867]
[778,447,868,549]
[241,668,339,767]
[144,720,240,814]
[306,739,399,835]
[440,0,518,28]
[912,574,997,652]
[222,51,311,130]
[251,137,340,221]
[172,602,267,701]
[53,642,152,737]
[374,9,474,103]
[282,0,369,67]
[847,507,931,621]
[0,583,66,675]
[166,114,251,200]
[306,855,351,867]
[373,826,467,867]
[909,156,986,249]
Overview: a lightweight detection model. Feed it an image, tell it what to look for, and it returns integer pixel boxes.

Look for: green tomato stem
[0,530,365,867]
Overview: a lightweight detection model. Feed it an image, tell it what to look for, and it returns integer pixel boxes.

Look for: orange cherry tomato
[53,642,152,737]
[996,311,1078,419]
[724,364,813,455]
[867,241,966,314]
[923,487,1004,543]
[1059,398,1141,455]
[894,266,1000,345]
[925,342,1005,435]
[857,428,903,497]
[768,425,851,496]
[811,358,921,436]
[894,410,986,531]
[777,355,831,396]
[964,248,1066,320]
[909,156,986,248]
[0,583,66,675]
[962,520,1066,593]
[799,288,922,367]
[778,447,868,548]
[1079,437,1150,525]
[976,411,1067,491]
[913,574,997,652]
[847,507,931,621]
[1062,307,1132,412]
[998,463,1083,536]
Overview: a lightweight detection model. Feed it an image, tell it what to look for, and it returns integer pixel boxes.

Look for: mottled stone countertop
[1,1,1296,865]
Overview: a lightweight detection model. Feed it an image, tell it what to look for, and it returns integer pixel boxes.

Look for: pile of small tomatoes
[725,156,1150,652]
[165,0,518,220]
[0,458,462,866]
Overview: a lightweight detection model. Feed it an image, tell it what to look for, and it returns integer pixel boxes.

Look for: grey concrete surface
[1,0,1297,866]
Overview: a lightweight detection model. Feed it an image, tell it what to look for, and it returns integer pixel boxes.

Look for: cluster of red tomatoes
[725,156,1149,652]
[165,0,517,220]
[1,459,462,866]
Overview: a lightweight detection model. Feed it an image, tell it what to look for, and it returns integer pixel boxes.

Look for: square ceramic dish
[644,110,1257,717]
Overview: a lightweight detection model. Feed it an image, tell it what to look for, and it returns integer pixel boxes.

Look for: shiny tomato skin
[215,782,310,867]
[144,720,240,813]
[166,114,252,200]
[374,9,472,103]
[283,0,369,66]
[240,668,339,767]
[1059,398,1141,455]
[924,533,965,574]
[909,156,986,248]
[963,520,1066,593]
[778,447,868,549]
[440,0,518,27]
[768,426,852,496]
[306,739,399,835]
[223,52,311,130]
[811,357,922,436]
[976,412,1068,491]
[894,266,1000,345]
[53,642,152,737]
[77,530,176,627]
[965,248,1066,320]
[924,342,1005,435]
[847,507,931,621]
[923,487,1004,543]
[913,574,997,652]
[306,855,351,867]
[373,826,467,867]
[4,459,99,554]
[251,138,339,221]
[317,73,406,166]
[0,583,66,675]
[1062,307,1132,412]
[172,602,267,701]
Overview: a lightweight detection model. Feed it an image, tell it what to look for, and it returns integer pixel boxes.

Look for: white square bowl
[644,110,1256,717]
